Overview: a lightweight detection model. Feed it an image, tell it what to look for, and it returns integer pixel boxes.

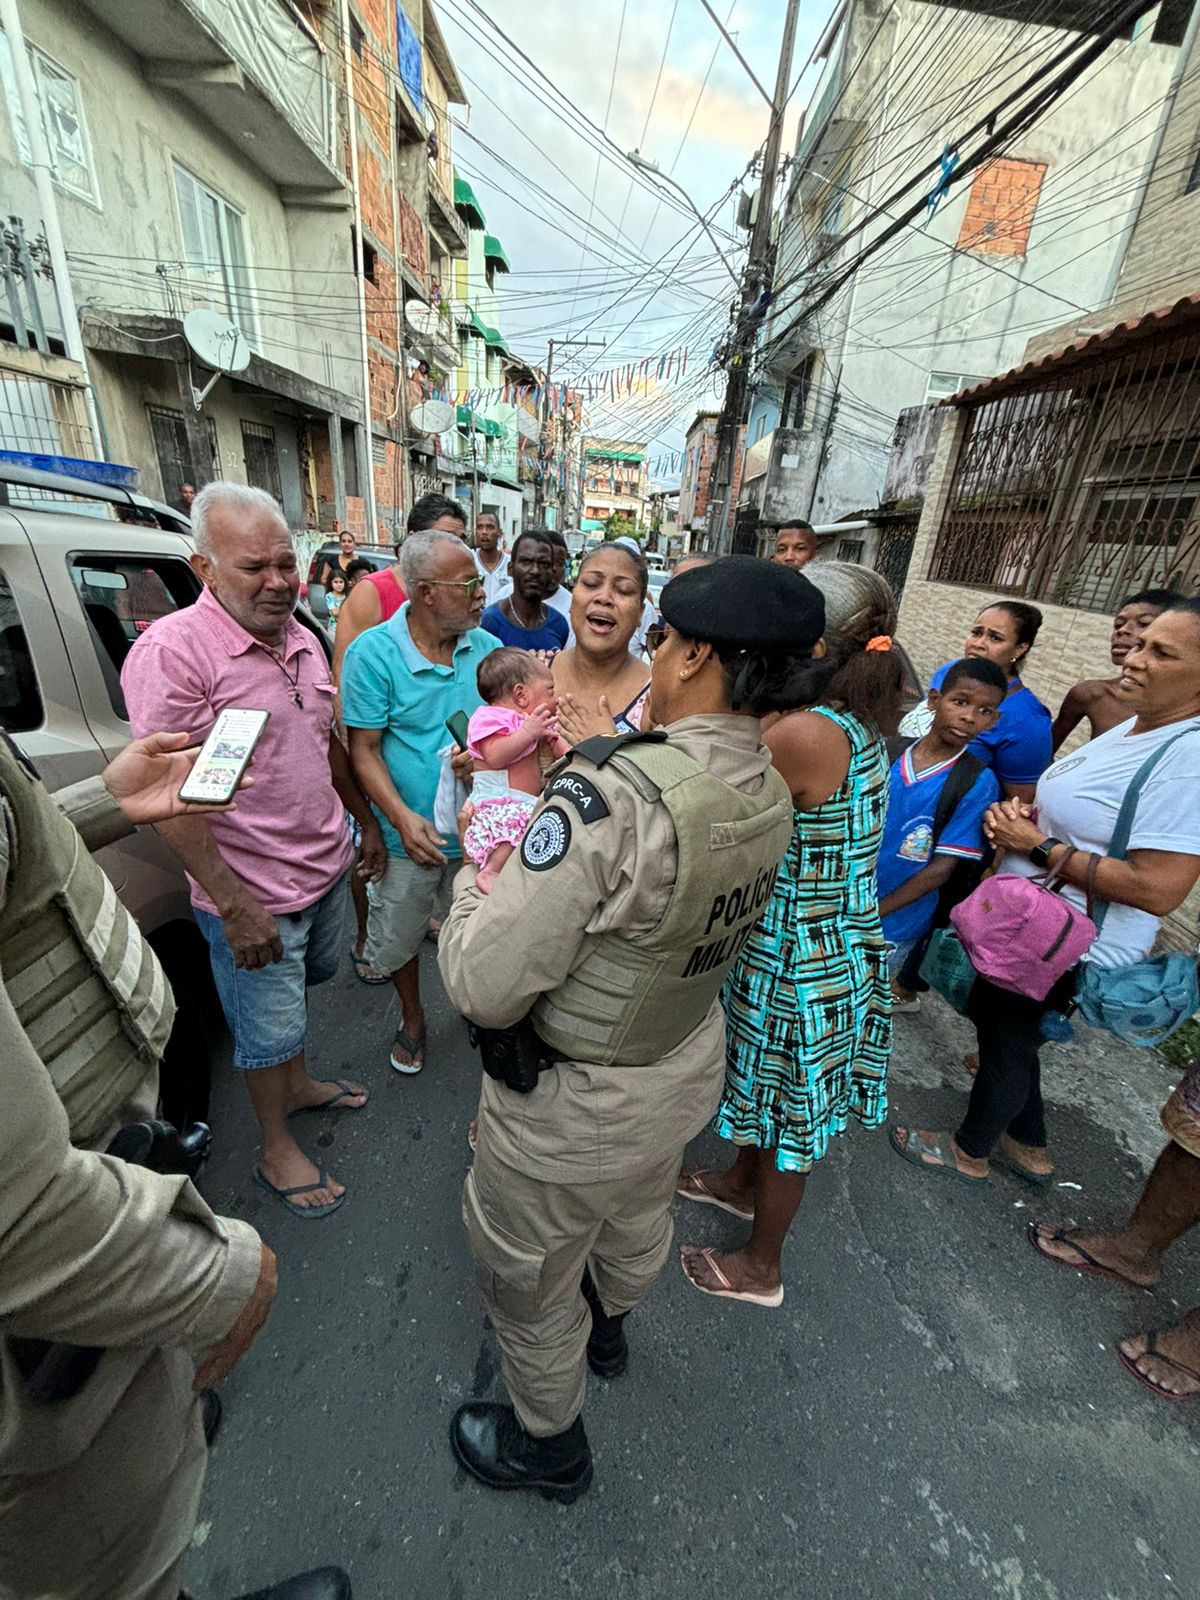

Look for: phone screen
[178,708,269,805]
[445,711,471,751]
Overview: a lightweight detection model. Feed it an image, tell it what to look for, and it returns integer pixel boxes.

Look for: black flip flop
[252,1165,345,1219]
[1026,1223,1147,1288]
[349,946,389,986]
[993,1148,1055,1189]
[287,1080,368,1118]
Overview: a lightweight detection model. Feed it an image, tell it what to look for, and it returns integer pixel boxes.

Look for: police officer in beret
[437,554,828,1502]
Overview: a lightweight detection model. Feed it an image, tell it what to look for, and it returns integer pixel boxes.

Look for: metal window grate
[240,420,282,502]
[929,328,1200,614]
[147,404,219,505]
[0,371,93,457]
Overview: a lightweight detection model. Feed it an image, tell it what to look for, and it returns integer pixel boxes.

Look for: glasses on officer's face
[646,622,668,656]
[423,577,483,599]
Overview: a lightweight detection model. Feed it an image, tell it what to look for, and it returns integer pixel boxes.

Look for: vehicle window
[0,568,43,733]
[68,554,201,718]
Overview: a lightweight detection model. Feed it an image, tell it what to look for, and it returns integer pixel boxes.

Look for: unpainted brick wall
[957,158,1047,258]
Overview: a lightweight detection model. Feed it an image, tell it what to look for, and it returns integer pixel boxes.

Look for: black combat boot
[450,1403,593,1503]
[581,1266,628,1378]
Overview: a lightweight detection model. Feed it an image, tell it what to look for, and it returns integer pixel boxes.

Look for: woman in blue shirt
[925,600,1052,803]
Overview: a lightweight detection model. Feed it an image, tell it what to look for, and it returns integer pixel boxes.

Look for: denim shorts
[194,872,348,1070]
[885,937,918,979]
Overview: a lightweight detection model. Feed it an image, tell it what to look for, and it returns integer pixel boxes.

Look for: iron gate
[929,325,1200,614]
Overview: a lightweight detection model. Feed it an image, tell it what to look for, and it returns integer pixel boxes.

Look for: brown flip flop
[1026,1223,1146,1289]
[675,1170,754,1221]
[679,1246,783,1308]
[1118,1330,1200,1403]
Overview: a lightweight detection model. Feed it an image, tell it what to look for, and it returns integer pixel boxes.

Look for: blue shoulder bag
[1074,729,1200,1048]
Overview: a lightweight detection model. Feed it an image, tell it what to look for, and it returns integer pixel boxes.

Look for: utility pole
[534,335,605,526]
[708,0,801,556]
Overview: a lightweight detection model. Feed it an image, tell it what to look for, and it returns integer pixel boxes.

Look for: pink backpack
[950,869,1097,1002]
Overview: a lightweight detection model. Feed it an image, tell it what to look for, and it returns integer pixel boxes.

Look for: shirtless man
[1051,589,1175,750]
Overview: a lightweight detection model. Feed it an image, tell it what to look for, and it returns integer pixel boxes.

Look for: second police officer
[438,554,829,1502]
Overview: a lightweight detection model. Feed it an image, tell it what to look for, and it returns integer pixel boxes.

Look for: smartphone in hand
[178,708,269,805]
[445,711,470,751]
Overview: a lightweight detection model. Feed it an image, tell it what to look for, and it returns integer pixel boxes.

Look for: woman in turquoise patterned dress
[679,563,901,1307]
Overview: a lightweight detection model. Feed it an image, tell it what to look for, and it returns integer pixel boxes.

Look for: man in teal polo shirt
[342,530,499,1073]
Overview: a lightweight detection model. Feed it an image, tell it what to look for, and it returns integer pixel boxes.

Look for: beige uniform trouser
[463,1134,685,1439]
[0,1350,205,1600]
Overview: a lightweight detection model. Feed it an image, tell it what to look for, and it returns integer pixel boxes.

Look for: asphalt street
[184,926,1200,1600]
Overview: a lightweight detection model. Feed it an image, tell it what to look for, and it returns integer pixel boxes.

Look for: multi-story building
[448,192,523,535]
[896,2,1200,701]
[741,0,1187,544]
[331,0,468,538]
[581,437,648,530]
[677,411,743,549]
[0,0,366,532]
[677,412,718,536]
[0,0,473,545]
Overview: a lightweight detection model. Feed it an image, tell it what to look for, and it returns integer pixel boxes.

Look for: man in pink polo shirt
[122,483,385,1219]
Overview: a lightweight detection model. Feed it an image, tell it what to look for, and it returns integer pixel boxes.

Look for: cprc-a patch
[545,771,610,824]
[521,806,572,871]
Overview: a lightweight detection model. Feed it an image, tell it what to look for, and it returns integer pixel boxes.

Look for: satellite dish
[183,310,250,410]
[405,302,443,340]
[411,399,455,434]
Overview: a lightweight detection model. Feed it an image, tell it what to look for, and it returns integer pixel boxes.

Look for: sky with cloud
[436,0,833,480]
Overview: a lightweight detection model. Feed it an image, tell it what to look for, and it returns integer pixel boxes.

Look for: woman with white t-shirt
[891,599,1200,1186]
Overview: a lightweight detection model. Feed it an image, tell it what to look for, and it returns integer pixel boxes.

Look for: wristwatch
[1029,836,1063,870]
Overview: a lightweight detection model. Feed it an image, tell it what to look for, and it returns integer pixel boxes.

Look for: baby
[464,648,570,892]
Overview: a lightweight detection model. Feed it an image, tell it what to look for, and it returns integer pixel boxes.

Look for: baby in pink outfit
[465,648,570,892]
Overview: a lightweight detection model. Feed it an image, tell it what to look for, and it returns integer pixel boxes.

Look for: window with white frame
[172,163,258,344]
[924,371,984,404]
[0,29,98,203]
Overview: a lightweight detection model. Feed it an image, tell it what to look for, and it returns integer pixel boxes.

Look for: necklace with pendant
[264,647,304,709]
[512,596,547,631]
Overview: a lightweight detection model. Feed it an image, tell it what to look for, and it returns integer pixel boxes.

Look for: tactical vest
[0,740,174,1146]
[533,739,793,1066]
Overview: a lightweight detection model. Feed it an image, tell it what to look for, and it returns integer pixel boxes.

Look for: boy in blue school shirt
[878,658,1006,1005]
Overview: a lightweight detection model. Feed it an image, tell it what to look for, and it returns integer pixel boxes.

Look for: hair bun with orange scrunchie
[865,635,893,652]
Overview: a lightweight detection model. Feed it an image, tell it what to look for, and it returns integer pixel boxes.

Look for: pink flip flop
[679,1246,784,1308]
[675,1171,755,1222]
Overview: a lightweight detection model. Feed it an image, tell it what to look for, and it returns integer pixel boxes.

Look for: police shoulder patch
[521,805,572,871]
[544,770,611,824]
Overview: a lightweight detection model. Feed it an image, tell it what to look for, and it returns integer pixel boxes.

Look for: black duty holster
[20,1120,213,1404]
[468,1016,563,1095]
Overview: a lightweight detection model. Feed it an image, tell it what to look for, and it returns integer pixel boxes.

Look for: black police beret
[660,554,825,652]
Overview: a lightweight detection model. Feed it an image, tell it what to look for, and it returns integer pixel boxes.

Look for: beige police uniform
[0,748,263,1600]
[438,714,790,1439]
